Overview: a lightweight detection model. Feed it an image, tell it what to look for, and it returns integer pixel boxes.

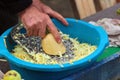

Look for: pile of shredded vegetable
[11,32,97,66]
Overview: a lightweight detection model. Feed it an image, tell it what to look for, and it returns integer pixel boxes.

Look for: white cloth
[89,18,120,47]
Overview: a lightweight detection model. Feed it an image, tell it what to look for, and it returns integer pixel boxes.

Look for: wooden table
[0,2,120,74]
[83,3,120,21]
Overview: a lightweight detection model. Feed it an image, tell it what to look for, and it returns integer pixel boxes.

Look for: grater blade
[11,24,42,53]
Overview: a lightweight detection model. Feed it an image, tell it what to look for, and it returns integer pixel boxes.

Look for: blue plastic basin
[0,18,109,80]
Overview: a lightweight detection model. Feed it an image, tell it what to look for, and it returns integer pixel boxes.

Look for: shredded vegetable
[11,32,97,66]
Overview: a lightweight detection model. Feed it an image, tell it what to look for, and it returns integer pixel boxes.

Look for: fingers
[22,17,37,36]
[20,17,32,36]
[19,5,64,43]
[46,17,61,43]
[21,14,62,43]
[26,22,46,38]
[21,15,47,37]
[32,24,39,36]
[38,22,46,38]
[48,11,68,26]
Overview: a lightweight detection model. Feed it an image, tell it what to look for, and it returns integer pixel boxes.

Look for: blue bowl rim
[0,18,109,72]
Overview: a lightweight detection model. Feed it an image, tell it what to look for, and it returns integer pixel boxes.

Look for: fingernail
[57,39,61,43]
[56,37,61,43]
[66,22,69,26]
[64,21,69,26]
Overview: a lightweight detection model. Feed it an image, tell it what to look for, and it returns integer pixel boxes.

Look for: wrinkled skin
[19,0,68,43]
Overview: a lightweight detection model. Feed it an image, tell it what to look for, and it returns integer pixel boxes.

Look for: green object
[97,47,120,62]
[3,70,21,80]
[116,8,120,15]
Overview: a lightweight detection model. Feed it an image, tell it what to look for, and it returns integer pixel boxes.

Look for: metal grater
[10,24,75,62]
[11,24,42,53]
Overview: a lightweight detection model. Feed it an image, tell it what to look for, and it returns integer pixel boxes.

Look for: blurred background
[41,0,120,19]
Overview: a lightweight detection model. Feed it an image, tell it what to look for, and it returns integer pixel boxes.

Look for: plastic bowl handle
[0,36,8,58]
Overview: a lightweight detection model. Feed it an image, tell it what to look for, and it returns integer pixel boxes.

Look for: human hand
[19,5,62,43]
[32,0,68,26]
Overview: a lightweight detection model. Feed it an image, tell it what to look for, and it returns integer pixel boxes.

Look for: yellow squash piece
[42,33,66,55]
